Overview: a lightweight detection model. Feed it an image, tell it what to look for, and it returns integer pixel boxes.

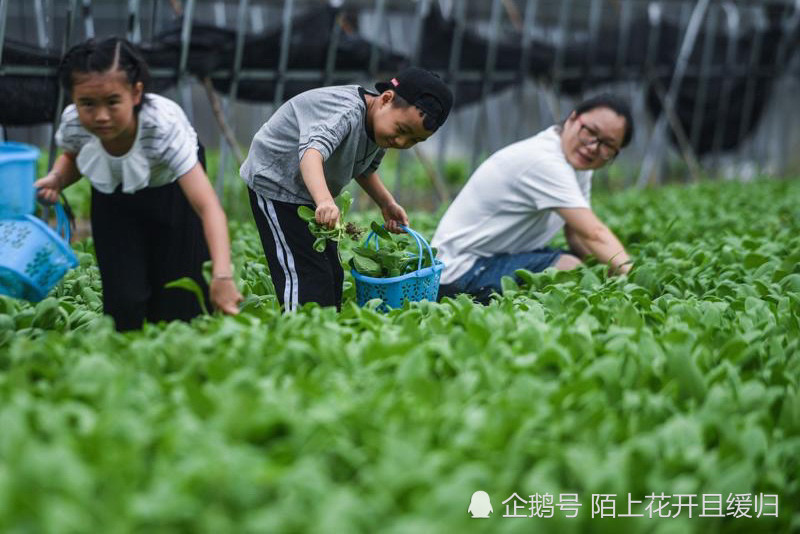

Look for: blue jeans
[438,248,563,303]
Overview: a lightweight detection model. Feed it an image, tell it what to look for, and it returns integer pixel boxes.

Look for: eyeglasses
[576,117,620,161]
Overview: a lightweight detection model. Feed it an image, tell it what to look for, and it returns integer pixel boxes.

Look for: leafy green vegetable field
[1,179,799,533]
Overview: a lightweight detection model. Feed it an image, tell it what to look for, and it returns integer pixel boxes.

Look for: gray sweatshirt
[240,85,385,205]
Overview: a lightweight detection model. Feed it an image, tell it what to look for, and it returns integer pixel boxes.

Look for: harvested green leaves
[349,222,437,278]
[297,193,435,278]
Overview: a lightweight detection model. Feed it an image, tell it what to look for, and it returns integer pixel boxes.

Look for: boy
[241,67,453,311]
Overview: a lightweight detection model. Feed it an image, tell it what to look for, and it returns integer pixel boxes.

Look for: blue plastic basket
[351,225,444,310]
[0,203,78,302]
[0,141,40,219]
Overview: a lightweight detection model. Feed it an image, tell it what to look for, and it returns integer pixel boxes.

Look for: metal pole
[0,0,8,68]
[513,0,537,140]
[550,0,571,120]
[34,0,52,152]
[229,0,249,115]
[213,0,226,26]
[774,0,800,70]
[273,0,295,107]
[250,3,265,34]
[34,0,49,47]
[149,0,159,40]
[636,0,711,187]
[615,0,632,78]
[636,1,663,188]
[748,1,795,175]
[410,0,429,66]
[323,10,342,86]
[533,0,556,131]
[435,0,467,202]
[414,1,456,206]
[610,0,632,185]
[398,0,430,207]
[214,0,249,199]
[367,0,386,77]
[710,2,740,169]
[688,3,718,158]
[619,0,638,184]
[177,0,196,123]
[586,0,602,82]
[767,0,800,175]
[736,7,766,160]
[81,0,94,39]
[49,0,79,171]
[127,0,142,43]
[585,0,605,187]
[644,2,664,88]
[469,0,503,174]
[0,0,7,136]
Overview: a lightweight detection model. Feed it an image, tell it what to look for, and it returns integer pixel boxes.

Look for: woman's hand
[210,277,243,315]
[381,201,409,233]
[315,199,340,229]
[34,172,63,204]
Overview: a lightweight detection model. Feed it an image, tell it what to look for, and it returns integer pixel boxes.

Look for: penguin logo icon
[468,491,493,518]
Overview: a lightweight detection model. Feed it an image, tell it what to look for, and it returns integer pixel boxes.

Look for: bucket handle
[363,224,435,273]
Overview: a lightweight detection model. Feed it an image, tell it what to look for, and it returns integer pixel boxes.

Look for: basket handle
[53,202,72,243]
[37,201,72,243]
[401,225,435,272]
[35,186,75,243]
[363,224,435,273]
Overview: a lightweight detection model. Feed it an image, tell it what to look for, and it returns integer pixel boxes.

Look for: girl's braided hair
[59,37,150,113]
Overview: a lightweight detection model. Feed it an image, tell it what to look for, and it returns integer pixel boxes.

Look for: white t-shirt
[432,126,592,284]
[56,93,199,194]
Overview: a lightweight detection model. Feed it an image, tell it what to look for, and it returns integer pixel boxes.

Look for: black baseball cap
[375,67,453,132]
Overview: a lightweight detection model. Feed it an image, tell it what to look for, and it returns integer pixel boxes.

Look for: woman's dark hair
[58,37,150,113]
[569,93,634,148]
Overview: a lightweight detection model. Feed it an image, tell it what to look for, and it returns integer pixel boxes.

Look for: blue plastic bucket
[351,226,444,311]
[0,203,78,302]
[0,142,40,218]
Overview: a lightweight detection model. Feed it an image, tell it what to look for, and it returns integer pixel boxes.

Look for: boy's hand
[210,278,243,315]
[34,172,63,204]
[611,261,632,276]
[382,201,409,233]
[315,199,340,229]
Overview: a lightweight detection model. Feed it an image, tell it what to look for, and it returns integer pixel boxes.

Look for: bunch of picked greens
[297,191,364,252]
[296,192,436,279]
[347,222,437,278]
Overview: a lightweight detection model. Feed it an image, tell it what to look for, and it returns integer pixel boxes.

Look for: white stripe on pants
[255,192,300,311]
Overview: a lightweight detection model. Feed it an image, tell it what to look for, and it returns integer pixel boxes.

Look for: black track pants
[248,188,343,311]
[90,179,210,331]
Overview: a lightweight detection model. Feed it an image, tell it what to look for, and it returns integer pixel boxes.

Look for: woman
[433,93,634,303]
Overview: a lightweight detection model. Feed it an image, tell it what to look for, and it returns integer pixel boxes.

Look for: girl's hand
[381,201,409,233]
[34,172,63,204]
[210,278,243,315]
[315,199,340,229]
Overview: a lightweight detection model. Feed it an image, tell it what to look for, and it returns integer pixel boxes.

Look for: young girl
[35,37,242,330]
